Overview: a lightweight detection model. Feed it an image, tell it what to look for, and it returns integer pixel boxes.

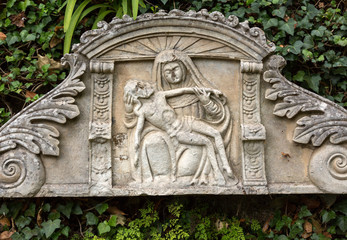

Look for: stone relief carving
[264,55,347,147]
[89,61,114,195]
[0,9,346,196]
[264,55,347,192]
[0,54,86,196]
[123,50,236,186]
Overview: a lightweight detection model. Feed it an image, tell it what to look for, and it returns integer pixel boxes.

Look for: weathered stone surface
[0,10,346,197]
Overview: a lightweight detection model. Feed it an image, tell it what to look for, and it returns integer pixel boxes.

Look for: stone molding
[89,60,114,195]
[240,60,267,189]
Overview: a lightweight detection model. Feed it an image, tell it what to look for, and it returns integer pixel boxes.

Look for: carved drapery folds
[240,60,267,190]
[0,54,86,196]
[89,60,114,195]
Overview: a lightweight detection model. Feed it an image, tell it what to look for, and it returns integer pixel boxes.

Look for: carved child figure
[124,79,233,185]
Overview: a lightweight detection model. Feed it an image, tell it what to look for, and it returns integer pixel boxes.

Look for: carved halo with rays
[98,35,252,61]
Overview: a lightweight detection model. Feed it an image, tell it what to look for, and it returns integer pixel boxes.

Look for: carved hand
[212,89,222,97]
[124,94,134,113]
[193,87,211,105]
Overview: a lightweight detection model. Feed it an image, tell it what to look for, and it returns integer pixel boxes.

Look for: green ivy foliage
[0,197,347,239]
[0,0,69,123]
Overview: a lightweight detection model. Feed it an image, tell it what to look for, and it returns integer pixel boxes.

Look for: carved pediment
[0,10,346,197]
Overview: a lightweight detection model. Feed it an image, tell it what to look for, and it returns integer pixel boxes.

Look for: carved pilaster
[240,60,267,188]
[89,60,114,195]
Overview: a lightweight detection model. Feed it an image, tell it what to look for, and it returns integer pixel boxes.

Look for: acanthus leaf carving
[294,115,347,146]
[264,55,347,147]
[0,54,86,156]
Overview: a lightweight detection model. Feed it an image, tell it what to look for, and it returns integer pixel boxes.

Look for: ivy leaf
[303,35,314,49]
[95,203,108,215]
[307,4,321,20]
[321,210,336,223]
[7,0,16,8]
[264,18,278,29]
[42,203,51,212]
[279,19,296,35]
[108,215,117,227]
[302,49,313,60]
[293,71,305,82]
[297,16,313,29]
[290,40,303,54]
[48,211,60,220]
[57,202,73,219]
[41,219,61,238]
[15,216,31,229]
[336,216,347,232]
[0,203,9,215]
[98,221,111,235]
[298,206,312,219]
[333,200,347,215]
[86,212,99,225]
[311,26,327,37]
[272,6,286,18]
[24,203,36,217]
[72,204,83,215]
[306,74,321,93]
[61,226,70,237]
[6,32,21,45]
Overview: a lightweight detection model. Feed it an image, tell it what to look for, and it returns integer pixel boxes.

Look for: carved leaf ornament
[264,55,347,147]
[0,54,85,196]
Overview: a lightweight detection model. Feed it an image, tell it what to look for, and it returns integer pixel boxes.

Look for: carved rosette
[89,60,114,195]
[240,60,267,188]
[0,54,86,196]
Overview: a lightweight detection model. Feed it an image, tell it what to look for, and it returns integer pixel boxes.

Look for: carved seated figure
[124,80,233,185]
[124,50,234,185]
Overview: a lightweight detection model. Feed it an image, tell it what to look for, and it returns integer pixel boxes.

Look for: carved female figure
[124,80,233,185]
[124,50,233,185]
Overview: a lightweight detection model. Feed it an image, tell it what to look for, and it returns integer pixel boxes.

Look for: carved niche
[0,10,346,197]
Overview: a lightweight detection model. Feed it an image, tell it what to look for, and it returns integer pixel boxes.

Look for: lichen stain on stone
[113,133,127,147]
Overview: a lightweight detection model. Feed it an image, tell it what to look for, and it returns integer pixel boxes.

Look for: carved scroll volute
[0,54,86,197]
[89,60,114,195]
[240,60,268,191]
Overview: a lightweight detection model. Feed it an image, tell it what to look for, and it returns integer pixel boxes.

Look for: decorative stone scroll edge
[263,55,347,147]
[264,55,347,193]
[0,54,86,196]
[73,9,276,54]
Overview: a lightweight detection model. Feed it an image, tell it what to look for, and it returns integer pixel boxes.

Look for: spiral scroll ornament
[309,144,347,193]
[0,148,45,197]
[327,153,347,180]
